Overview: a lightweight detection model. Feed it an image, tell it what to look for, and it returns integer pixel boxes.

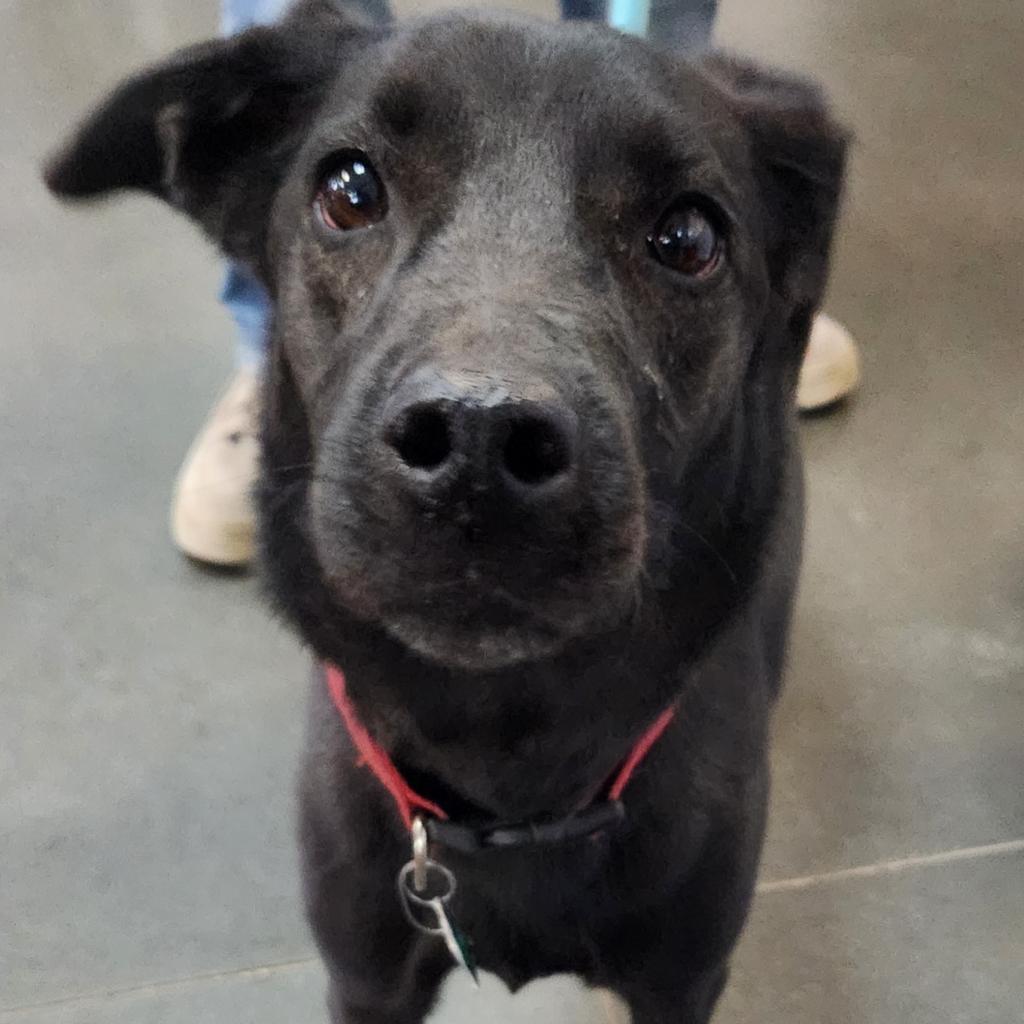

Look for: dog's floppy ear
[43,0,380,269]
[702,54,849,313]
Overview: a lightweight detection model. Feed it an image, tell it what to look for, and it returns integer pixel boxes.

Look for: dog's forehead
[317,15,731,172]
[382,15,677,105]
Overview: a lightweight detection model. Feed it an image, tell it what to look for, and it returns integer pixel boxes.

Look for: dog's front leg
[592,867,747,1024]
[323,942,451,1024]
[609,963,729,1024]
[307,857,452,1024]
[300,790,452,1024]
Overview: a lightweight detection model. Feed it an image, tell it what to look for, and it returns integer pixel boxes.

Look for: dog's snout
[383,380,577,506]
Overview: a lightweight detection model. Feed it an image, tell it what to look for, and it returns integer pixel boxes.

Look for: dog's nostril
[389,404,453,471]
[502,415,572,486]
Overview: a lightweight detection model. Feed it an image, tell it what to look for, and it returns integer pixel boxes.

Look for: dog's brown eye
[649,205,721,278]
[315,153,387,231]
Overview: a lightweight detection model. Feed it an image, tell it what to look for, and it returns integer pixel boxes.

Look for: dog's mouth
[381,587,572,671]
[319,547,641,672]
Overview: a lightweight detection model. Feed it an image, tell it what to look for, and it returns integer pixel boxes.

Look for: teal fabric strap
[607,0,651,37]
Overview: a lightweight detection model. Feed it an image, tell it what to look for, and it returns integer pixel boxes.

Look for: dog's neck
[323,661,676,849]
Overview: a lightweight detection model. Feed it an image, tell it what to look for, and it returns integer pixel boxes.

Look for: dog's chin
[317,542,642,672]
[381,608,571,672]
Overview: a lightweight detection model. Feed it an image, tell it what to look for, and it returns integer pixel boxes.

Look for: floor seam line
[756,837,1024,894]
[0,957,320,1018]
[4,838,1023,1015]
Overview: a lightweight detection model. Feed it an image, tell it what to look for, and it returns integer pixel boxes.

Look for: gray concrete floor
[2,0,1022,1021]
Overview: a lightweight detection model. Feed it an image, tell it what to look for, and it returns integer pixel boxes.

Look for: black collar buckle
[425,799,627,854]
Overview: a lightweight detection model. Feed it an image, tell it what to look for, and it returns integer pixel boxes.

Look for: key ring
[397,860,458,934]
[395,818,479,986]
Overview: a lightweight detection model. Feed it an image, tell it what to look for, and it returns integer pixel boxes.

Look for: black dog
[46,2,846,1020]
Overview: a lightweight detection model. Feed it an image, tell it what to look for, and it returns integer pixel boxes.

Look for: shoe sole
[171,498,255,567]
[796,354,861,411]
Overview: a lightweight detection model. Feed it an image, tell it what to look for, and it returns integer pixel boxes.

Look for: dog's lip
[378,571,593,650]
[384,577,559,627]
[319,555,567,628]
[380,596,569,672]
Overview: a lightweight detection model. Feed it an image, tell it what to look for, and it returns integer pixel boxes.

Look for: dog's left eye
[315,152,388,231]
[649,203,722,278]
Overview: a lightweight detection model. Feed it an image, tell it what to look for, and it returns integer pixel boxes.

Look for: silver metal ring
[397,860,458,934]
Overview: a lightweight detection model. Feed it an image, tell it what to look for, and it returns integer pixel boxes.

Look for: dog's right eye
[315,152,388,231]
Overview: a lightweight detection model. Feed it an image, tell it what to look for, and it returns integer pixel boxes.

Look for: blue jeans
[564,0,716,50]
[222,0,718,369]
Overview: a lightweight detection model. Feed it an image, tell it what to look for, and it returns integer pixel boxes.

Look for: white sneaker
[170,369,259,567]
[797,312,861,411]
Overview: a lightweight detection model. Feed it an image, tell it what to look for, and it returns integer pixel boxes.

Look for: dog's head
[46,1,846,673]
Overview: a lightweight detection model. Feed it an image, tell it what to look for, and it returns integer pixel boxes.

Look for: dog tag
[397,839,479,987]
[433,898,479,985]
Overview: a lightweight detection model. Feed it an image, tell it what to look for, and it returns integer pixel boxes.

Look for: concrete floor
[2,0,1022,1021]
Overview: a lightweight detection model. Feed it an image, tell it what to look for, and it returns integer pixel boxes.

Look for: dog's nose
[384,385,577,504]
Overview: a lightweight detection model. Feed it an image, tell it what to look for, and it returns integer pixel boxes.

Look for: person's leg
[561,0,608,22]
[224,0,392,35]
[646,0,716,51]
[222,263,273,371]
[222,0,290,34]
[575,0,716,50]
[171,0,291,566]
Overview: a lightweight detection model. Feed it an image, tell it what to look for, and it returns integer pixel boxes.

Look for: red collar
[325,663,675,850]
